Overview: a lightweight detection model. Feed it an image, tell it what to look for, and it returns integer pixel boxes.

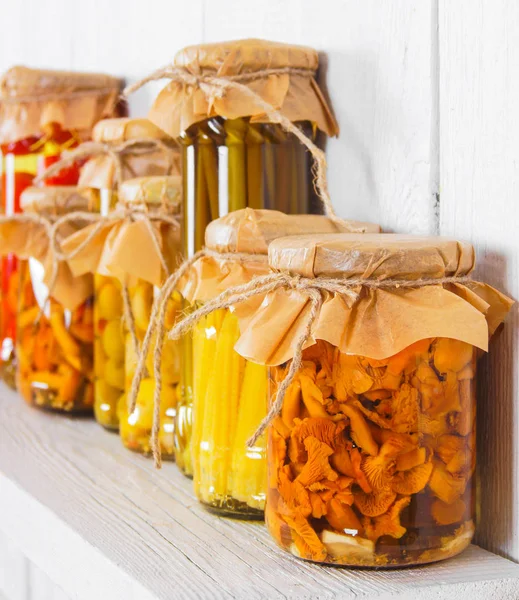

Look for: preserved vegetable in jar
[141,39,340,476]
[169,209,379,516]
[267,338,477,566]
[62,176,183,454]
[0,66,121,388]
[14,186,97,412]
[68,118,181,430]
[220,233,512,565]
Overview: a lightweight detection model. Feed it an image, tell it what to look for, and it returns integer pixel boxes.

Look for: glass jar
[92,176,182,456]
[82,119,180,430]
[266,338,477,567]
[190,307,267,517]
[16,187,95,412]
[0,126,81,388]
[178,210,380,516]
[148,39,340,477]
[0,66,122,389]
[232,232,512,566]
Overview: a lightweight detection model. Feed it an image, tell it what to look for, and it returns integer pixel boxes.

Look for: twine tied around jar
[162,270,474,460]
[124,65,341,224]
[53,195,181,357]
[126,247,270,467]
[33,138,179,189]
[0,195,180,352]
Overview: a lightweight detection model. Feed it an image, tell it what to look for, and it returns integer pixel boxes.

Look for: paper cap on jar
[118,176,182,209]
[205,208,380,255]
[176,39,319,76]
[20,186,95,214]
[149,38,339,138]
[268,233,476,280]
[92,117,170,144]
[0,66,122,144]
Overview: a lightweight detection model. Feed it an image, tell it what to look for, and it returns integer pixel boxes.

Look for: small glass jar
[0,66,121,389]
[100,176,182,457]
[178,210,380,516]
[147,39,340,476]
[84,119,180,430]
[16,187,95,412]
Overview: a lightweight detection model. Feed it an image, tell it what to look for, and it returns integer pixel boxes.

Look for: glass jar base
[278,520,474,568]
[100,423,119,433]
[121,438,175,461]
[1,362,17,390]
[200,498,264,521]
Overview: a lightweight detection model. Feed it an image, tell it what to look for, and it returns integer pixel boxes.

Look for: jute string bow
[124,65,340,223]
[33,138,178,189]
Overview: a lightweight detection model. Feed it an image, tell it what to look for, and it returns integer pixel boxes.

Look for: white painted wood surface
[438,0,519,563]
[1,387,519,600]
[0,0,518,595]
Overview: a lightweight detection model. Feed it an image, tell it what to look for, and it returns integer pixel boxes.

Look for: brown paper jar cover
[0,66,122,143]
[179,208,381,304]
[62,176,182,286]
[0,185,98,310]
[149,38,339,139]
[78,117,180,190]
[234,233,514,365]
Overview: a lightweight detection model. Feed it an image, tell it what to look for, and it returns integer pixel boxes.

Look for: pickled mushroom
[296,436,338,487]
[354,488,397,517]
[431,497,466,525]
[362,496,411,542]
[392,461,433,495]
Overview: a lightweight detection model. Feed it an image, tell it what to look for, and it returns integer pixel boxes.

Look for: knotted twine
[124,65,340,223]
[33,137,178,189]
[154,271,473,467]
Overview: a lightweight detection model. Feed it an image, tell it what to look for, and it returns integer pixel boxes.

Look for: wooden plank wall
[439,0,519,561]
[0,0,517,595]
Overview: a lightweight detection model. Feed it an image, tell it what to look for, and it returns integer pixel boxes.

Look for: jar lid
[0,66,122,144]
[149,38,338,138]
[92,118,170,144]
[175,39,318,76]
[20,186,94,214]
[0,66,121,100]
[268,233,475,279]
[205,209,381,255]
[118,176,182,209]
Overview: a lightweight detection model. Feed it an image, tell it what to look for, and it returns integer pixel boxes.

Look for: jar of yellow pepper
[166,209,379,517]
[13,185,98,412]
[220,233,513,566]
[73,117,181,430]
[61,176,183,456]
[138,38,340,476]
[0,66,121,389]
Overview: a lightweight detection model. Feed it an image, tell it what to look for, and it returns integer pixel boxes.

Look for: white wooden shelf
[0,385,518,600]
